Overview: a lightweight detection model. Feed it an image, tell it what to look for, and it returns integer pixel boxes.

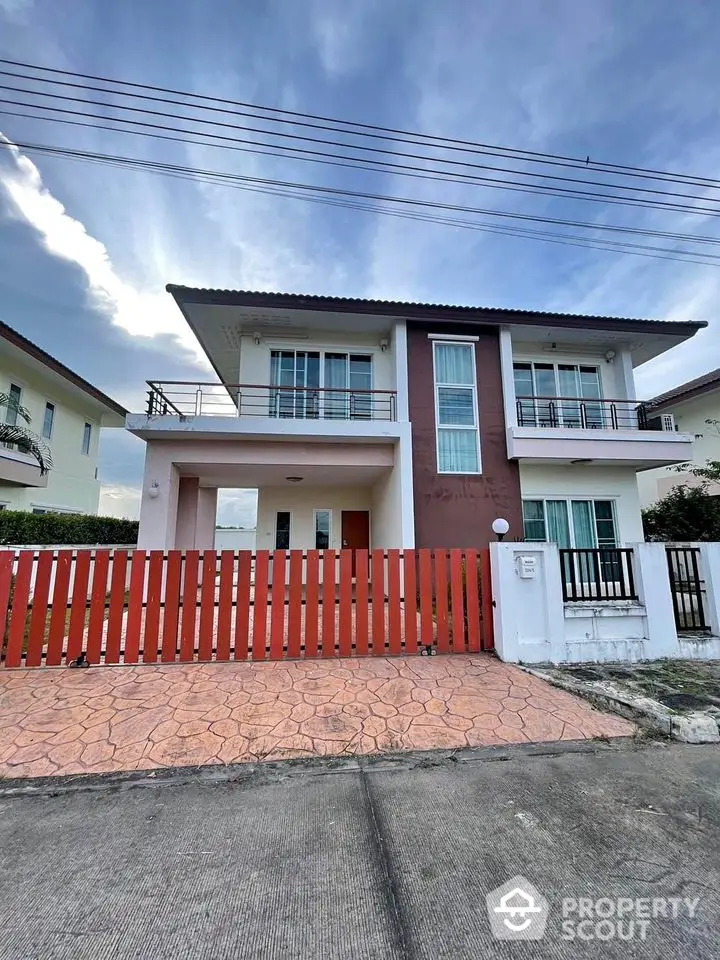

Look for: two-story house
[127,287,703,552]
[637,368,720,506]
[0,320,127,515]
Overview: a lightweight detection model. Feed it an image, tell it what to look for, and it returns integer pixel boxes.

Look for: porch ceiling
[178,461,390,488]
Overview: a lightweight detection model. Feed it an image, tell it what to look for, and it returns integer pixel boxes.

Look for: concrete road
[0,740,718,959]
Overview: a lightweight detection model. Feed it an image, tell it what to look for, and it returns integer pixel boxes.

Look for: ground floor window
[275,511,291,549]
[522,499,618,548]
[314,509,331,549]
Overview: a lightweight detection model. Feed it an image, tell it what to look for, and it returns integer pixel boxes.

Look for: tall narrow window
[433,341,480,473]
[275,511,291,549]
[81,422,92,455]
[314,509,331,549]
[42,402,55,439]
[5,384,22,426]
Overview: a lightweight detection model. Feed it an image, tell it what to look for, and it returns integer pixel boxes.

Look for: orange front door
[341,510,370,575]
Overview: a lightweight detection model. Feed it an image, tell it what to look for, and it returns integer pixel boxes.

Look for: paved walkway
[0,655,634,779]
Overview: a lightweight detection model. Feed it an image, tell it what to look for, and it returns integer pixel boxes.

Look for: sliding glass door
[270,351,320,418]
[271,350,373,419]
[513,362,603,427]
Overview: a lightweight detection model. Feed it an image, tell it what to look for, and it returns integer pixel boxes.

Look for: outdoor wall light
[379,337,389,351]
[492,517,510,541]
[148,481,160,499]
[286,476,303,483]
[604,349,616,363]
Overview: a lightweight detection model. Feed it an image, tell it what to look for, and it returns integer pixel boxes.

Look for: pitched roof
[166,285,707,337]
[0,320,127,419]
[648,367,720,409]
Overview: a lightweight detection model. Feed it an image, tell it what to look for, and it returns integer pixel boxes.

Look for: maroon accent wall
[407,323,523,548]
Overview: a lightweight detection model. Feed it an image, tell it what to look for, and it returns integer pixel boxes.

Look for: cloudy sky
[1,0,720,524]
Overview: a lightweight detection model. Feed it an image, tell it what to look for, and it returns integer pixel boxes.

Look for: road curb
[520,665,720,743]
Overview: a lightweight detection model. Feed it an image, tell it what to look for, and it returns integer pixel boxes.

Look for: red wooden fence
[0,548,493,668]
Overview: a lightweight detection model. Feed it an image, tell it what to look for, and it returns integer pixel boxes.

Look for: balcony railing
[560,548,637,601]
[516,396,656,431]
[146,381,398,421]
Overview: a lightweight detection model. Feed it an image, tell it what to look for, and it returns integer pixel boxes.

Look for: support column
[498,326,516,430]
[196,487,218,551]
[175,477,200,550]
[632,542,679,657]
[137,443,180,550]
[393,319,409,422]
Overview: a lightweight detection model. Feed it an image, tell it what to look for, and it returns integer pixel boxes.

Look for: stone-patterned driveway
[0,655,634,779]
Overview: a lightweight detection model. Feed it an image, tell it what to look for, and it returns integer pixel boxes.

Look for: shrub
[0,510,138,546]
[642,484,720,542]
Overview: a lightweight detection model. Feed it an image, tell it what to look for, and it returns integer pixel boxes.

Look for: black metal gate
[665,546,709,632]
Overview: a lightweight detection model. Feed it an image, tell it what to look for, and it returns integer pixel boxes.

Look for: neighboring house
[0,320,127,515]
[637,367,720,507]
[127,286,704,551]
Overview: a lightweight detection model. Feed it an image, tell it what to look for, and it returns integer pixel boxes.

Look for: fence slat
[5,551,33,668]
[338,550,353,658]
[198,551,217,661]
[45,550,72,666]
[160,551,181,662]
[371,549,386,655]
[105,551,128,664]
[418,549,433,651]
[287,550,303,659]
[479,548,494,651]
[67,551,91,663]
[86,551,110,664]
[464,549,481,653]
[304,550,320,658]
[449,549,466,654]
[252,550,269,660]
[26,551,53,666]
[234,551,252,660]
[216,551,234,661]
[144,551,164,663]
[387,549,402,656]
[354,549,369,657]
[0,552,14,662]
[179,551,199,661]
[123,551,146,664]
[434,550,450,654]
[322,550,337,657]
[269,550,287,660]
[402,550,418,655]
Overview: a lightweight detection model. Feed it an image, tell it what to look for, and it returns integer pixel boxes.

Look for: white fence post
[631,542,679,657]
[697,542,720,637]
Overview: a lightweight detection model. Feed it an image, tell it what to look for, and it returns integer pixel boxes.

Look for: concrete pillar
[498,326,517,430]
[137,443,180,550]
[196,487,218,550]
[398,426,415,549]
[393,320,409,422]
[632,542,679,657]
[698,543,720,637]
[175,477,200,550]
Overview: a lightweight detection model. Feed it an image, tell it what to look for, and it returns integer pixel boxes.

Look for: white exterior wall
[519,464,645,544]
[638,392,720,506]
[214,527,256,551]
[256,485,373,550]
[0,358,103,514]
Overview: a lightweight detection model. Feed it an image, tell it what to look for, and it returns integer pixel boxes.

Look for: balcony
[126,381,402,443]
[507,395,694,467]
[0,446,48,488]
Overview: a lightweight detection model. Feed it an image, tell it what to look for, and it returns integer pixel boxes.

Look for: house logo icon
[485,876,549,940]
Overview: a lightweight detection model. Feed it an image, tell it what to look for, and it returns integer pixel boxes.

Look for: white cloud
[0,0,32,21]
[99,484,141,520]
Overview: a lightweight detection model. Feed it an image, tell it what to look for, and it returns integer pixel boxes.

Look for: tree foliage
[642,482,720,542]
[0,392,52,475]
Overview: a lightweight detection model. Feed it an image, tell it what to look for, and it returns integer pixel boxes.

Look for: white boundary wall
[490,541,720,664]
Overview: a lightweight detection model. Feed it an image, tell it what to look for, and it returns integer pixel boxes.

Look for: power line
[2,55,718,189]
[3,89,720,220]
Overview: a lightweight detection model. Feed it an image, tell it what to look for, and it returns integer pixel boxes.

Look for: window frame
[521,498,618,548]
[269,348,374,420]
[5,383,22,427]
[432,339,482,475]
[513,361,604,428]
[42,401,56,440]
[313,508,332,550]
[81,422,92,455]
[274,510,292,550]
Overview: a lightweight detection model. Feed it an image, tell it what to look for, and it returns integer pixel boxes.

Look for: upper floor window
[522,499,617,548]
[81,422,92,455]
[269,350,373,420]
[514,362,602,428]
[4,384,22,426]
[42,402,55,439]
[433,341,480,474]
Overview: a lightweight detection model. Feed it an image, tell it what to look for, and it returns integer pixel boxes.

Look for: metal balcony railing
[146,381,398,421]
[515,396,658,431]
[560,548,637,601]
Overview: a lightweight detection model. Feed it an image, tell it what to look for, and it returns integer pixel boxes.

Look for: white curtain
[435,343,474,384]
[438,429,478,472]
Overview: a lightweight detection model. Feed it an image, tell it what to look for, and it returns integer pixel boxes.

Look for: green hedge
[0,510,138,546]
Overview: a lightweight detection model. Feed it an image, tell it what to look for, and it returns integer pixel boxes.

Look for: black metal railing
[145,382,398,422]
[560,548,637,601]
[665,546,710,632]
[516,397,655,431]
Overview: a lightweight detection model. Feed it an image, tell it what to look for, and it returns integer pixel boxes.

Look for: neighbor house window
[42,402,55,439]
[5,383,22,426]
[522,499,618,548]
[433,341,480,473]
[81,422,92,455]
[275,511,291,550]
[513,362,602,427]
[314,510,331,549]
